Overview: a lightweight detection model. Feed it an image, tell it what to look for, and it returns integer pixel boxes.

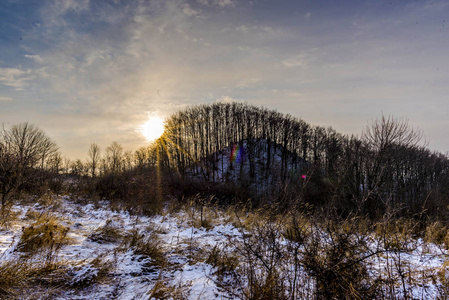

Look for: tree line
[157,103,449,218]
[2,103,449,220]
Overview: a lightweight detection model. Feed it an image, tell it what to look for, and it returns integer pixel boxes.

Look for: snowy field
[1,195,448,299]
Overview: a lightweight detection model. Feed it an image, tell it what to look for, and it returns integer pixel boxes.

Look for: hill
[156,103,449,218]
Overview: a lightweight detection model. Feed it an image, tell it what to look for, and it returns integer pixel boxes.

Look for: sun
[141,116,165,142]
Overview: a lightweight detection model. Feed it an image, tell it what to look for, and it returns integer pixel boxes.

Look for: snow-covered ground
[1,195,448,299]
[0,195,242,299]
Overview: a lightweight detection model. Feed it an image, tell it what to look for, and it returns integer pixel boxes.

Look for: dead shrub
[232,218,290,299]
[298,216,383,300]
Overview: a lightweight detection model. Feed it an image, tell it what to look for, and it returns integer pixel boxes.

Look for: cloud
[182,3,199,16]
[24,54,44,64]
[52,0,90,15]
[196,0,235,7]
[237,77,261,88]
[215,0,234,7]
[281,54,309,68]
[4,0,449,157]
[216,96,242,103]
[235,25,249,33]
[0,68,32,90]
[0,96,13,102]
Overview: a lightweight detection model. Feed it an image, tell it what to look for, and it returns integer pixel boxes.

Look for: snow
[1,195,448,299]
[0,195,240,299]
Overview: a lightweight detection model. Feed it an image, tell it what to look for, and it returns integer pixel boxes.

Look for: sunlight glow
[141,116,165,141]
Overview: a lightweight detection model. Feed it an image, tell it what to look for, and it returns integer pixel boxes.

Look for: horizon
[1,0,448,159]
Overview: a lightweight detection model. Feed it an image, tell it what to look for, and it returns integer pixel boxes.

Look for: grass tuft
[17,214,70,263]
[88,219,123,244]
[122,229,167,267]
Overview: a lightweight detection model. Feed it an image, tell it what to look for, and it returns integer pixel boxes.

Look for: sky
[1,0,448,159]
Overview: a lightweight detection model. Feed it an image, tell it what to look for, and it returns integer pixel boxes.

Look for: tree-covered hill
[156,103,449,218]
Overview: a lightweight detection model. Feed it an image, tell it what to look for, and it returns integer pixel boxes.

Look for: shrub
[300,217,382,299]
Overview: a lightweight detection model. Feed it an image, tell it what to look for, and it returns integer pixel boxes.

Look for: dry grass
[280,213,311,243]
[23,208,43,221]
[425,221,449,248]
[149,278,187,299]
[0,253,115,299]
[68,254,115,288]
[88,219,123,244]
[187,203,217,231]
[17,214,70,264]
[0,258,29,298]
[122,229,167,267]
[206,244,239,277]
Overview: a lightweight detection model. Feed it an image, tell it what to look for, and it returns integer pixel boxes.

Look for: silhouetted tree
[87,143,101,178]
[0,122,58,217]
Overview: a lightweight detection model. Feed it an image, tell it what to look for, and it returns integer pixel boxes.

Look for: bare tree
[87,143,101,178]
[363,115,423,154]
[105,141,123,173]
[0,122,58,218]
[362,115,424,208]
[3,122,58,169]
[71,159,86,177]
[0,139,17,219]
[46,152,63,174]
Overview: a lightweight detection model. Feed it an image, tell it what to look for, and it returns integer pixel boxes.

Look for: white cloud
[281,54,309,68]
[53,0,90,15]
[0,68,32,90]
[215,0,234,7]
[5,0,449,157]
[236,25,249,33]
[0,96,13,102]
[216,96,241,103]
[237,77,260,88]
[182,3,199,17]
[24,54,44,64]
[198,0,235,7]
